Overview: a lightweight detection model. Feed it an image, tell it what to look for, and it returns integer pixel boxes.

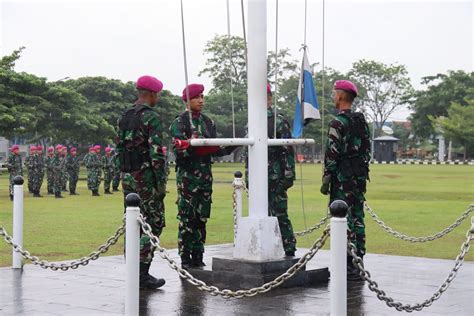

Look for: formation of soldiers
[6,75,369,289]
[6,144,121,199]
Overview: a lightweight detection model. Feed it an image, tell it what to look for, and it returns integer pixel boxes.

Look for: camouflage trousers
[46,171,54,193]
[103,170,113,192]
[330,179,366,256]
[122,168,166,265]
[268,182,297,253]
[29,172,44,193]
[87,168,101,191]
[52,171,62,194]
[68,171,79,193]
[112,172,121,190]
[176,182,211,256]
[61,169,68,191]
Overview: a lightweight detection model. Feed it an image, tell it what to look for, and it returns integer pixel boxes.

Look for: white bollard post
[12,176,24,269]
[329,200,349,316]
[125,193,141,316]
[233,171,244,219]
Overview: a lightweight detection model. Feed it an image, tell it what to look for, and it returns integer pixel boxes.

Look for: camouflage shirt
[66,155,80,174]
[115,103,167,184]
[7,153,23,175]
[323,109,371,181]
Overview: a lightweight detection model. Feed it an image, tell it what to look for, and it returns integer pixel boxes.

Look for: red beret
[334,80,358,97]
[37,145,43,151]
[11,145,20,151]
[182,84,204,101]
[136,75,163,93]
[105,147,112,152]
[48,146,54,153]
[55,144,63,150]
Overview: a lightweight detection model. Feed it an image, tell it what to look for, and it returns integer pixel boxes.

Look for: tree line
[1,36,473,158]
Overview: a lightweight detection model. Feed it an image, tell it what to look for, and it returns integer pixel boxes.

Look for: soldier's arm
[323,120,344,177]
[280,117,296,180]
[170,117,194,159]
[145,112,167,184]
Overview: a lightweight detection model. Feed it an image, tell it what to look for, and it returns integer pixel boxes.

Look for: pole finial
[13,176,24,185]
[125,193,141,207]
[329,200,348,218]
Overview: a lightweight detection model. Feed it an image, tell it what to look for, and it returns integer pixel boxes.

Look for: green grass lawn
[0,163,473,267]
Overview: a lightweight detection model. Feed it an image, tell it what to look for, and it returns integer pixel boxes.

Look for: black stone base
[184,256,329,290]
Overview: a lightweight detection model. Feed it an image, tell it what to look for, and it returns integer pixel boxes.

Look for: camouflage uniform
[266,108,297,254]
[116,103,167,265]
[111,154,121,191]
[84,152,102,194]
[324,109,371,257]
[26,153,44,196]
[45,154,55,194]
[25,154,35,193]
[66,155,80,194]
[59,154,68,191]
[7,153,23,198]
[51,153,63,197]
[170,111,228,259]
[102,154,115,193]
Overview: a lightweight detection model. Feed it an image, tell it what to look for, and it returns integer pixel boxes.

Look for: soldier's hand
[174,139,190,150]
[320,174,331,195]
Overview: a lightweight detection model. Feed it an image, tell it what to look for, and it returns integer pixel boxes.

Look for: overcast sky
[1,0,472,120]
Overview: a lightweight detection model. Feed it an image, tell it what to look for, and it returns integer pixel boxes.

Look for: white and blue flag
[292,50,320,138]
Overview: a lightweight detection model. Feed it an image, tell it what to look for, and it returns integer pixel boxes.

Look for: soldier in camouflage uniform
[45,147,55,194]
[52,145,64,199]
[59,146,69,192]
[36,145,45,194]
[321,80,370,281]
[26,146,45,197]
[116,75,167,289]
[25,146,36,194]
[171,83,236,269]
[84,145,102,196]
[265,84,297,256]
[66,147,80,195]
[102,147,115,194]
[111,151,121,192]
[7,145,23,201]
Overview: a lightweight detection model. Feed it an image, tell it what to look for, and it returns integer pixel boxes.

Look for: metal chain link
[0,219,125,271]
[295,215,329,236]
[365,203,474,242]
[137,213,330,298]
[231,178,328,238]
[348,223,473,312]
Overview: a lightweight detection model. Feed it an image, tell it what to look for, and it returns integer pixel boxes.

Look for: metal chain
[295,215,329,236]
[348,223,473,312]
[365,203,474,242]
[137,213,330,298]
[0,219,125,271]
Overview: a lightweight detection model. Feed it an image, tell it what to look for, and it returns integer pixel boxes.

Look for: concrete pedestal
[185,256,329,290]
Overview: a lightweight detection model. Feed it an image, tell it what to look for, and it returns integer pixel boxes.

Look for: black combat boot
[69,189,78,195]
[139,263,165,289]
[33,191,42,197]
[191,251,206,268]
[112,187,119,192]
[92,190,100,196]
[285,250,295,257]
[9,194,13,201]
[181,252,192,269]
[104,189,112,195]
[347,255,364,281]
[55,192,64,199]
[47,190,53,195]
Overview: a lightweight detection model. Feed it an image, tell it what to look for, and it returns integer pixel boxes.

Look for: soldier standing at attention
[52,145,64,199]
[85,145,102,196]
[60,146,69,192]
[116,75,167,289]
[36,145,45,195]
[111,149,121,192]
[66,147,80,195]
[265,84,297,257]
[102,147,114,194]
[321,80,371,281]
[7,145,23,201]
[45,146,55,195]
[171,83,237,269]
[29,145,44,198]
[25,146,36,194]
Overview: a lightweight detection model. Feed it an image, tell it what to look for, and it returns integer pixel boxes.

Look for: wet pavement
[1,244,473,315]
